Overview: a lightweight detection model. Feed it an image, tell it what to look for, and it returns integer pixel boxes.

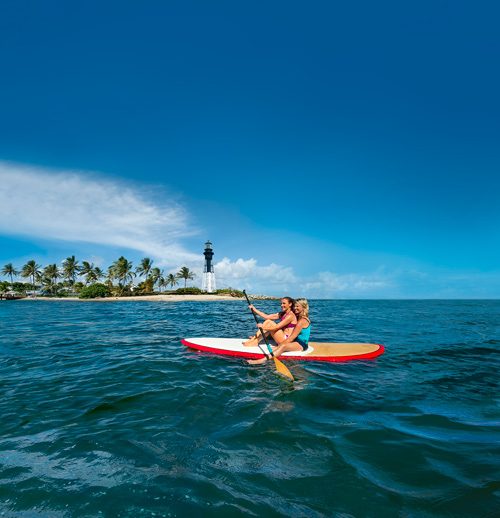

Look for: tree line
[0,256,196,297]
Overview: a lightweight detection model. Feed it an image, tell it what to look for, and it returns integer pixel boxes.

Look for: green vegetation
[173,287,203,295]
[1,256,244,299]
[11,282,28,294]
[215,288,245,298]
[79,283,111,299]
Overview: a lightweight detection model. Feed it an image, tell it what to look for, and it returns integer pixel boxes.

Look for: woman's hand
[284,318,305,343]
[262,320,277,331]
[248,304,256,312]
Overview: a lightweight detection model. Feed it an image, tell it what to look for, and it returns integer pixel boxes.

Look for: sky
[0,0,499,298]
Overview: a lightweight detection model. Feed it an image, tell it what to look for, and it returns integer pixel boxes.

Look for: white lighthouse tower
[201,240,216,293]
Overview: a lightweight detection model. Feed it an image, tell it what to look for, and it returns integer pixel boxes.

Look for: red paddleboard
[181,337,384,362]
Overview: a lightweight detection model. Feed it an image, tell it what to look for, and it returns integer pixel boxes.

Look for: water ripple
[1,299,499,516]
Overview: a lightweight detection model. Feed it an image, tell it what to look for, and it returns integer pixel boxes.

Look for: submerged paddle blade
[273,357,294,381]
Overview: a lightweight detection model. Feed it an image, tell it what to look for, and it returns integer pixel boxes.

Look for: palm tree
[105,266,115,290]
[150,267,161,288]
[177,266,195,288]
[80,261,97,285]
[86,266,103,285]
[109,256,135,294]
[166,273,178,290]
[158,275,167,292]
[62,255,80,286]
[42,264,60,295]
[1,263,19,285]
[136,257,154,280]
[21,260,42,294]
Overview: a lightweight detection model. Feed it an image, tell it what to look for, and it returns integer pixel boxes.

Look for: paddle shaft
[243,290,274,358]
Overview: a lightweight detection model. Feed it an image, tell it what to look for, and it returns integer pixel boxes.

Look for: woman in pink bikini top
[279,305,297,338]
[243,297,298,346]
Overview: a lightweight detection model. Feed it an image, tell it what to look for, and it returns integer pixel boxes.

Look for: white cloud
[213,257,297,292]
[212,258,391,298]
[0,161,200,266]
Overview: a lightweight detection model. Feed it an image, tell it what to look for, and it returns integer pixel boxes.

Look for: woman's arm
[249,304,279,320]
[268,312,294,331]
[281,318,306,344]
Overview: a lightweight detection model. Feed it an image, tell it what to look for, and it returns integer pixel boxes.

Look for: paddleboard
[181,337,384,362]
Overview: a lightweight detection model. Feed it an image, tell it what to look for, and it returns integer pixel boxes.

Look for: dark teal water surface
[1,300,499,517]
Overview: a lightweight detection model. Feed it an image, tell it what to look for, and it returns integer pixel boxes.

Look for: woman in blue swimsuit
[247,298,311,364]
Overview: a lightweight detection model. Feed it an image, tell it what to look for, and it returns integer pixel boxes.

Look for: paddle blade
[273,357,294,381]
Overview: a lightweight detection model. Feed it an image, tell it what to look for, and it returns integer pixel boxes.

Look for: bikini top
[279,310,297,329]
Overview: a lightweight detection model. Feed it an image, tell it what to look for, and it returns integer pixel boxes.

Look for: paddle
[243,290,294,381]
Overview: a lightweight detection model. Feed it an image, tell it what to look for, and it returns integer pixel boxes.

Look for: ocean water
[0,299,499,517]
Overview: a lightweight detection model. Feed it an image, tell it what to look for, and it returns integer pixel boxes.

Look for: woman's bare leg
[243,320,275,346]
[269,328,287,345]
[247,342,303,365]
[243,330,262,346]
[272,342,303,358]
[247,356,268,364]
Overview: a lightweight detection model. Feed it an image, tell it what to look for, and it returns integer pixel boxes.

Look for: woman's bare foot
[243,336,259,346]
[247,357,268,365]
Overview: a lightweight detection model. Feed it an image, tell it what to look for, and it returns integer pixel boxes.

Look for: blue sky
[1,1,499,298]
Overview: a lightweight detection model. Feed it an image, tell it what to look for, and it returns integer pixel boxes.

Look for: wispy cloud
[0,161,200,265]
[303,271,391,298]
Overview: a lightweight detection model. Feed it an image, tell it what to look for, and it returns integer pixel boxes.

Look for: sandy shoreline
[17,294,245,302]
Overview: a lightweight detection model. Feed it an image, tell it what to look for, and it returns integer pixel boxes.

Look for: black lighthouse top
[203,240,214,272]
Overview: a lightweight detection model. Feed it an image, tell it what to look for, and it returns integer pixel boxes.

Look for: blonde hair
[294,298,310,320]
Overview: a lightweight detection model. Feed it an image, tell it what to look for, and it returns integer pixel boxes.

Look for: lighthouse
[201,240,216,293]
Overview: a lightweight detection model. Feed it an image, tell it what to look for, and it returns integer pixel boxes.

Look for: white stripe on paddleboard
[185,337,314,356]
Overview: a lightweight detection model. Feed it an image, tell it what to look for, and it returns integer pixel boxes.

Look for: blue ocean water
[0,299,499,517]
